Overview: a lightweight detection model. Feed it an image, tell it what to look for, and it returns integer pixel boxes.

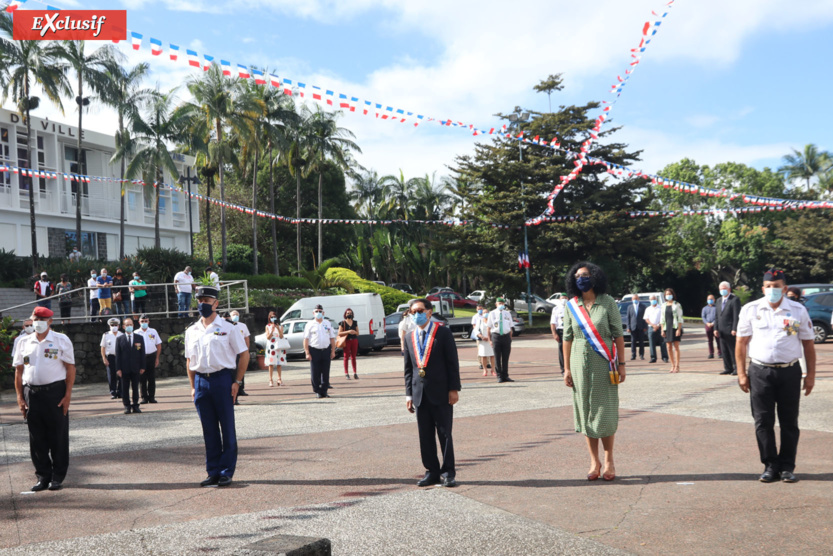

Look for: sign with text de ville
[13,10,126,41]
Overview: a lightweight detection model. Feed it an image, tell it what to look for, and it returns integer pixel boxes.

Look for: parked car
[427,286,453,296]
[792,283,833,297]
[467,290,487,302]
[371,280,386,287]
[254,317,341,358]
[617,300,651,346]
[513,293,555,314]
[391,283,415,295]
[426,291,478,309]
[547,292,567,303]
[384,312,448,346]
[802,292,833,343]
[509,309,525,336]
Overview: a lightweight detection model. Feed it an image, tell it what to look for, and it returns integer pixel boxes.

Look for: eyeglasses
[575,273,591,278]
[313,311,323,315]
[412,308,426,313]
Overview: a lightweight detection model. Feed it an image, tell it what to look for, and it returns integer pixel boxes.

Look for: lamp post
[179,167,200,256]
[507,110,533,326]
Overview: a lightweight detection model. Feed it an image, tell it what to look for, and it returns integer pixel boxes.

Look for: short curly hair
[564,261,608,298]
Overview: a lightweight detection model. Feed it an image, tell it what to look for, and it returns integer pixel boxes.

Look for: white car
[467,290,487,302]
[547,292,567,302]
[254,317,339,358]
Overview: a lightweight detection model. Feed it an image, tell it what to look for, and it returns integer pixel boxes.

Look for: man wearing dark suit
[715,282,742,375]
[116,317,146,414]
[626,294,647,360]
[404,298,461,488]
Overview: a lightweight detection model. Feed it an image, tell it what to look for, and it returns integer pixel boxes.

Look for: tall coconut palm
[182,66,261,267]
[276,111,313,272]
[57,41,121,254]
[381,170,421,220]
[116,89,189,247]
[778,144,833,192]
[0,14,70,272]
[100,61,152,259]
[305,106,361,264]
[349,169,387,218]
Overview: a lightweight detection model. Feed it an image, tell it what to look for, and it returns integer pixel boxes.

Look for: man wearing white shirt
[12,319,34,363]
[643,295,668,363]
[206,266,220,287]
[173,266,194,318]
[136,314,163,404]
[229,310,251,401]
[100,318,123,399]
[87,270,100,323]
[550,298,566,374]
[487,297,515,383]
[303,304,337,398]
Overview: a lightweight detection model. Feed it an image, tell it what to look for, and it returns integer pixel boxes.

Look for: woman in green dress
[562,262,627,481]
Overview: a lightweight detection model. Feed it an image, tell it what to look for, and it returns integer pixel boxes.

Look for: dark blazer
[715,294,741,334]
[116,334,146,375]
[626,303,647,332]
[404,323,461,407]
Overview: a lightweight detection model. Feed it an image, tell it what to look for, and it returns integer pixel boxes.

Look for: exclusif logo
[12,10,127,41]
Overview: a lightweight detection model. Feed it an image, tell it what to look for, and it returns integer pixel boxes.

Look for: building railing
[0,280,249,323]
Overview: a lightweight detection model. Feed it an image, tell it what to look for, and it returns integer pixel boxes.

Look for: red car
[426,291,478,309]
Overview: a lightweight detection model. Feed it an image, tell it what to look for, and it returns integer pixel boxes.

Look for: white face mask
[23,325,34,334]
[33,321,48,334]
[110,326,119,333]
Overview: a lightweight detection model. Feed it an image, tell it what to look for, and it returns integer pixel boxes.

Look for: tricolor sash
[567,297,620,385]
[412,322,439,378]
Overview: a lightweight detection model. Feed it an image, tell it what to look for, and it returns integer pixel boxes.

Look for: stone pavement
[1,330,832,555]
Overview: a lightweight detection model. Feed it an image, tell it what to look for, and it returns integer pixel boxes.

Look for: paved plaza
[1,330,832,555]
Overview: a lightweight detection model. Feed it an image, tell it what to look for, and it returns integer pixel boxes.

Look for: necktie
[128,335,132,344]
[499,311,504,334]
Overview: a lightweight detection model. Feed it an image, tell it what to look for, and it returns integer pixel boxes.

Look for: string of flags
[625,205,829,218]
[517,251,531,269]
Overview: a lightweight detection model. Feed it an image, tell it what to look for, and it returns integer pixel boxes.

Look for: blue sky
[9,0,833,185]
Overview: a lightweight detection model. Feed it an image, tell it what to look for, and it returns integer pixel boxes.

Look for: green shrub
[325,267,412,313]
[224,243,263,275]
[134,247,208,283]
[0,315,20,385]
[221,272,309,290]
[0,249,33,287]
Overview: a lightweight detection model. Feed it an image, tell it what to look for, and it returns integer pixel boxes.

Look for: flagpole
[520,141,533,327]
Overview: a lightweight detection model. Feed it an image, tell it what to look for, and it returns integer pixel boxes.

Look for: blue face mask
[765,287,783,304]
[125,325,134,334]
[91,274,97,279]
[666,295,674,301]
[720,289,729,297]
[632,300,639,305]
[232,315,239,323]
[141,322,149,330]
[314,312,323,321]
[576,276,593,292]
[707,299,714,305]
[270,317,277,322]
[413,311,428,326]
[650,299,658,306]
[197,303,214,318]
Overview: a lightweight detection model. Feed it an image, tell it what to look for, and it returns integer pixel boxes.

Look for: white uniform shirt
[304,318,336,349]
[174,271,194,293]
[737,297,814,364]
[209,271,220,287]
[185,316,248,374]
[233,321,251,340]
[487,308,514,335]
[398,315,414,341]
[550,300,565,329]
[644,305,662,327]
[88,277,99,299]
[13,330,75,385]
[100,331,123,356]
[12,331,30,362]
[136,327,162,355]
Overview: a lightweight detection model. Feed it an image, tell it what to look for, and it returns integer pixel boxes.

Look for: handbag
[276,338,291,351]
[336,335,348,349]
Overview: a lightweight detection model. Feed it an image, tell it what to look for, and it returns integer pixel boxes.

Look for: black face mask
[346,314,353,319]
[198,303,214,318]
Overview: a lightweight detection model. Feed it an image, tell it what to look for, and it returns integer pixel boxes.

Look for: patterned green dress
[562,293,623,439]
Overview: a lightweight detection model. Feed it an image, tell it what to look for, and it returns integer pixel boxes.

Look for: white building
[0,107,199,259]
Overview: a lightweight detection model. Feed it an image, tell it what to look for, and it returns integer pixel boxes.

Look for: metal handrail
[0,280,249,322]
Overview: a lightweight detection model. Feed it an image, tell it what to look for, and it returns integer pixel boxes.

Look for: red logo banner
[13,10,126,41]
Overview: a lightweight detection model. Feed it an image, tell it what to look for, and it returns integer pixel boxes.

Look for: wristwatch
[618,361,626,365]
[235,380,243,386]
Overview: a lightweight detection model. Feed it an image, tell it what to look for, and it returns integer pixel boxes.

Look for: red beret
[33,306,54,318]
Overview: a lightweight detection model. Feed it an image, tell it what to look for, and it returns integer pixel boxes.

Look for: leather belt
[195,368,233,378]
[25,380,66,392]
[751,359,799,369]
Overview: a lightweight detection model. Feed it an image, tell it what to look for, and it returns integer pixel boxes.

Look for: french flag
[221,60,232,76]
[325,90,334,106]
[150,38,162,56]
[203,55,213,71]
[237,64,251,79]
[5,0,27,13]
[282,79,293,96]
[252,69,266,85]
[269,74,280,87]
[296,82,306,97]
[131,32,143,51]
[186,50,200,68]
[169,44,179,61]
[311,86,322,101]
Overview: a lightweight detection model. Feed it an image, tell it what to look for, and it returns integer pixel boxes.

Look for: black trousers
[141,353,157,401]
[749,362,802,472]
[309,347,331,395]
[23,381,69,483]
[416,400,455,477]
[719,333,737,373]
[491,333,512,380]
[630,328,646,358]
[122,370,140,409]
[556,329,564,372]
[648,328,668,361]
[106,354,121,396]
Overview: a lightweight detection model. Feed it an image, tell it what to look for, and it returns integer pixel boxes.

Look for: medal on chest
[412,323,438,378]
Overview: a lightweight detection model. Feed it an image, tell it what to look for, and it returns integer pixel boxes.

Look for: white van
[281,293,387,353]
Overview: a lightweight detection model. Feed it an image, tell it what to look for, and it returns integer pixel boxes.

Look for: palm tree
[100,61,152,259]
[411,173,452,220]
[305,106,361,264]
[57,41,121,254]
[116,89,189,247]
[0,14,70,272]
[182,66,261,267]
[778,144,833,192]
[276,111,313,272]
[349,169,387,218]
[381,170,421,220]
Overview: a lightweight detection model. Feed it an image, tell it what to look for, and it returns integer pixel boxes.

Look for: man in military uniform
[736,269,816,483]
[185,286,249,487]
[13,306,76,491]
[229,310,251,402]
[303,304,336,398]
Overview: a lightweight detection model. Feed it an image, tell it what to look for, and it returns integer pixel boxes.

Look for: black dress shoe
[133,406,142,414]
[316,393,326,398]
[31,480,49,492]
[149,399,158,403]
[708,354,715,359]
[123,407,132,414]
[417,473,441,487]
[719,370,733,375]
[640,356,645,360]
[48,480,63,491]
[140,399,149,405]
[503,378,515,382]
[441,474,457,488]
[238,391,248,396]
[217,476,232,487]
[110,394,118,400]
[662,358,669,363]
[649,359,657,363]
[759,468,778,483]
[731,371,737,376]
[200,476,220,487]
[780,471,798,483]
[630,355,636,361]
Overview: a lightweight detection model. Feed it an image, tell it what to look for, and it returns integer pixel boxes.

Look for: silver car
[254,317,338,358]
[513,293,555,314]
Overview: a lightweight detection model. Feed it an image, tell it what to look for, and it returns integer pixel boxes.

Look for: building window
[64,230,97,258]
[64,145,88,197]
[0,127,9,187]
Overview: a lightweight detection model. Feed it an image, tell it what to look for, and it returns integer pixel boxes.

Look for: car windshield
[292,322,306,333]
